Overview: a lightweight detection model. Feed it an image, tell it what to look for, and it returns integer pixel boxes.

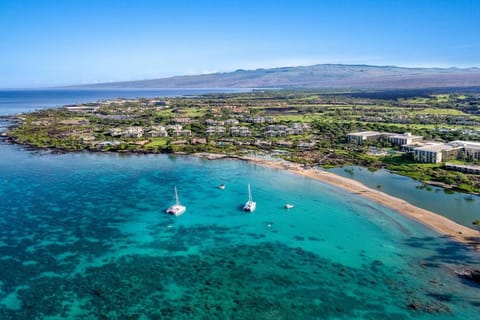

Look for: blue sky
[0,0,479,88]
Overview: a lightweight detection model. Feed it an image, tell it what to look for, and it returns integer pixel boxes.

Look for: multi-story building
[450,141,480,160]
[413,143,462,164]
[347,131,382,144]
[387,132,423,146]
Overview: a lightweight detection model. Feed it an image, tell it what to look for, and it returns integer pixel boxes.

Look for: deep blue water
[0,90,479,319]
[0,88,249,115]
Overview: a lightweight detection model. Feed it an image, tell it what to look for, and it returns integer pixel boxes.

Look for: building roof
[445,163,480,170]
[414,143,460,153]
[347,131,380,137]
[449,140,480,150]
[388,133,423,140]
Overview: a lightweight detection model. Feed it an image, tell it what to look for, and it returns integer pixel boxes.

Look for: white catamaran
[166,186,186,216]
[243,184,256,212]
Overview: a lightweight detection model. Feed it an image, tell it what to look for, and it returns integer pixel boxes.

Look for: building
[445,163,480,174]
[146,126,168,137]
[413,143,462,164]
[450,141,480,160]
[347,131,382,144]
[230,126,251,137]
[387,132,423,146]
[206,126,226,137]
[191,138,207,144]
[171,129,191,137]
[122,127,144,138]
[225,119,239,126]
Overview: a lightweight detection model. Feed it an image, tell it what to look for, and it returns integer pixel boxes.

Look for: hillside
[72,64,480,89]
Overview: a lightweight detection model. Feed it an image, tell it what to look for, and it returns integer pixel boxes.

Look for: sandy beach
[196,153,480,250]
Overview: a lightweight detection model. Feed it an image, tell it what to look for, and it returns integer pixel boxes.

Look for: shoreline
[195,153,480,251]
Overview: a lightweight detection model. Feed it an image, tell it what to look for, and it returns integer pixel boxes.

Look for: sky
[0,0,479,88]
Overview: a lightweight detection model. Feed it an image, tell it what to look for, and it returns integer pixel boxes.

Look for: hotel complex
[347,131,480,164]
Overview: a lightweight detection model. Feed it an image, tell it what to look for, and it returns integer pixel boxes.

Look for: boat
[219,183,225,190]
[465,195,475,201]
[166,186,186,216]
[285,204,294,209]
[243,184,256,212]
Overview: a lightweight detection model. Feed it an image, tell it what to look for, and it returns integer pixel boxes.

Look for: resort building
[445,163,480,174]
[206,126,226,137]
[276,140,294,148]
[146,126,168,137]
[347,131,423,146]
[205,119,222,126]
[174,117,192,124]
[450,140,480,160]
[386,132,423,146]
[347,131,382,144]
[225,119,240,126]
[266,123,310,137]
[122,127,144,138]
[413,143,462,164]
[191,138,207,144]
[230,126,251,137]
[171,129,192,137]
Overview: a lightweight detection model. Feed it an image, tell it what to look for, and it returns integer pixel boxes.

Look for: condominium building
[347,131,382,144]
[450,140,480,160]
[387,132,423,146]
[413,143,462,164]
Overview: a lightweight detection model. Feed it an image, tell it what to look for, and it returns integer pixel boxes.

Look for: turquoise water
[329,166,480,228]
[0,139,479,319]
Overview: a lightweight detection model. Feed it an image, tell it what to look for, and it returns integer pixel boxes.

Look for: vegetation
[6,90,480,193]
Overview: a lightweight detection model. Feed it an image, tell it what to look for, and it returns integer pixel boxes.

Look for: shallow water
[329,166,480,228]
[0,142,479,319]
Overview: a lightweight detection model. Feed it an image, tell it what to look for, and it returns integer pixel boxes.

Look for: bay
[0,90,479,319]
[0,141,479,319]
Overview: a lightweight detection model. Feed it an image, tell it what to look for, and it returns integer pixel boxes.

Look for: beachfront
[196,153,480,250]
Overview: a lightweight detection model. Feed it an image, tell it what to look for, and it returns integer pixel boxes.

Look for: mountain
[72,64,480,89]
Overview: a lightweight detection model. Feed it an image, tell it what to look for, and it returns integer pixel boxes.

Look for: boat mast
[248,184,252,202]
[175,186,180,205]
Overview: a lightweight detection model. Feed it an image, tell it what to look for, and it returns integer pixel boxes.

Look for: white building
[122,127,144,138]
[387,132,423,146]
[206,126,226,136]
[230,126,251,137]
[347,131,382,144]
[146,126,168,137]
[413,143,461,164]
[450,140,480,160]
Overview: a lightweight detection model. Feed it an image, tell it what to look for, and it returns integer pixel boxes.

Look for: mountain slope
[73,64,480,89]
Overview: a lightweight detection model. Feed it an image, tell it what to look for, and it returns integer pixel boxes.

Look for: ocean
[0,90,479,319]
[0,88,249,116]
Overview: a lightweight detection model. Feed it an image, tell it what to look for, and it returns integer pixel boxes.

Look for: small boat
[219,183,225,190]
[166,186,186,216]
[285,204,294,209]
[465,195,475,201]
[243,184,256,212]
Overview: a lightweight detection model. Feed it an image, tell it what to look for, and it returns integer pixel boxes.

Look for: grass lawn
[145,138,168,147]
